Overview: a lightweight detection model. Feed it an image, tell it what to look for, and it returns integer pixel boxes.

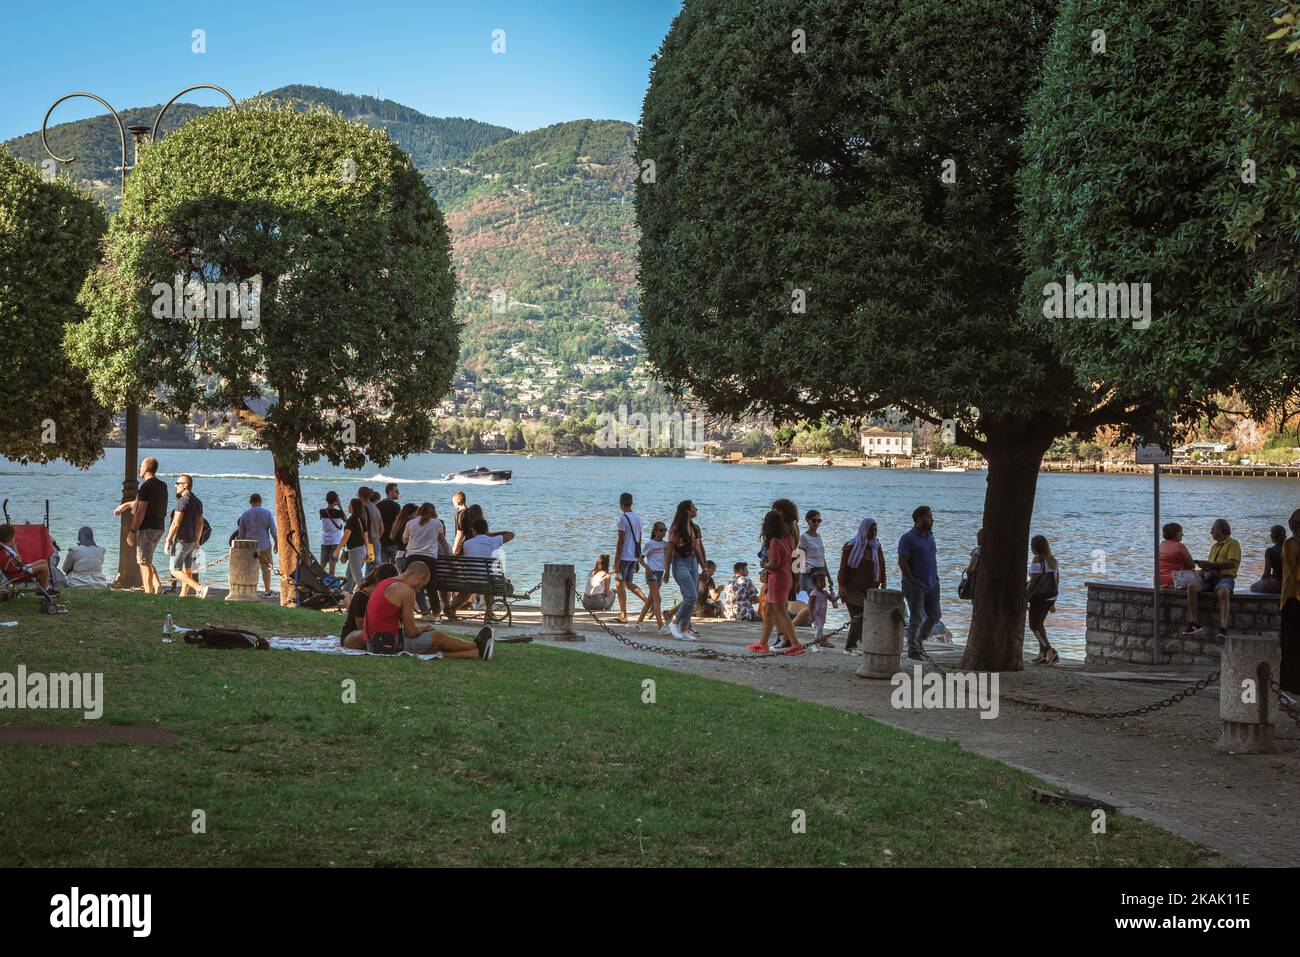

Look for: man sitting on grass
[344,560,493,659]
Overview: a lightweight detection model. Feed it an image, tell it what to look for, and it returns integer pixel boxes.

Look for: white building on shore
[860,427,913,457]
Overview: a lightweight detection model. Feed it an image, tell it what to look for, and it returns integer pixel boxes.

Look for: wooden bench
[434,555,515,625]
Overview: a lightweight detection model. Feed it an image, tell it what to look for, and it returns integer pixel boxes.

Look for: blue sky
[0,0,682,141]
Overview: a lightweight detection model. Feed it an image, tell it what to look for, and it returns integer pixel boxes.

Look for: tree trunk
[272,453,310,608]
[959,433,1052,672]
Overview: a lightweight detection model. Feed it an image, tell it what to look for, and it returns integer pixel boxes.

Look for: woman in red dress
[749,510,804,655]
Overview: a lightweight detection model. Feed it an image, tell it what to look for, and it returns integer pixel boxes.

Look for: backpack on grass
[183,626,269,650]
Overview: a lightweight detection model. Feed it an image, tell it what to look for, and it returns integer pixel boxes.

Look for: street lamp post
[40,85,237,589]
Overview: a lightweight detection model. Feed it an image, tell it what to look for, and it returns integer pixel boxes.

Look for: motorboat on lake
[443,465,512,483]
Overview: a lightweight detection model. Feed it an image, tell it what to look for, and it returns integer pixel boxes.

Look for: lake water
[3,448,1298,658]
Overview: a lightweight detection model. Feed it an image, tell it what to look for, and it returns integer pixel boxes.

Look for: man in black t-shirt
[164,474,208,599]
[376,483,402,566]
[112,456,169,594]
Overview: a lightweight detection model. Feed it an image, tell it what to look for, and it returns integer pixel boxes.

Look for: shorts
[403,631,434,654]
[256,548,272,569]
[582,592,616,612]
[1202,573,1235,593]
[169,540,198,574]
[617,560,639,583]
[645,568,664,587]
[135,527,163,565]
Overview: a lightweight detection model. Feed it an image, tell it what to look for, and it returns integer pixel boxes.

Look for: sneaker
[1215,630,1228,643]
[1282,692,1298,708]
[745,642,770,653]
[843,647,860,656]
[667,622,684,640]
[1182,624,1205,637]
[475,626,495,661]
[907,648,924,661]
[680,631,697,641]
[686,627,701,638]
[198,584,211,600]
[783,644,806,656]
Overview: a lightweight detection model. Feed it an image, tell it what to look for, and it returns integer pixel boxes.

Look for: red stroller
[0,499,68,614]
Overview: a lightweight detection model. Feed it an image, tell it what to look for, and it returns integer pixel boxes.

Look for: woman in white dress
[62,526,107,588]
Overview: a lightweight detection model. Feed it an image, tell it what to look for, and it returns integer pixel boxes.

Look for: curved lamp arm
[152,83,237,142]
[41,92,127,189]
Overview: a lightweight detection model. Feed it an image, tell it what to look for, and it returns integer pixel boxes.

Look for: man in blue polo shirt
[898,505,940,660]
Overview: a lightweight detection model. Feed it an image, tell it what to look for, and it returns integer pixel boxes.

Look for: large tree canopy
[70,103,458,466]
[0,152,110,466]
[70,103,459,598]
[1019,0,1253,436]
[1222,0,1300,420]
[637,0,1068,432]
[637,0,1268,669]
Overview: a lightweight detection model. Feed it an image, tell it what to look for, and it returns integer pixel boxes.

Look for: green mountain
[4,85,514,206]
[4,85,658,424]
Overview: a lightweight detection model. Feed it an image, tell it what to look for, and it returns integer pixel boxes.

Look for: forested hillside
[3,86,663,429]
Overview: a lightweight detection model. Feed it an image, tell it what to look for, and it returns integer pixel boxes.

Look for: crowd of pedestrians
[21,453,1295,684]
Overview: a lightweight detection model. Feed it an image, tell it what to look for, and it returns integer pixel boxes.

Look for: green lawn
[0,591,1215,867]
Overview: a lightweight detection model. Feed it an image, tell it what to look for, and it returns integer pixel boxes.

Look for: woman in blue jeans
[667,500,705,640]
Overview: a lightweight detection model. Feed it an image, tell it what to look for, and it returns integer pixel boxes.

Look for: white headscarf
[847,517,882,575]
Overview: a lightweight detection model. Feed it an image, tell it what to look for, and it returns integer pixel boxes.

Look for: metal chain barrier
[572,591,853,663]
[915,639,1219,720]
[999,670,1220,720]
[1266,675,1300,733]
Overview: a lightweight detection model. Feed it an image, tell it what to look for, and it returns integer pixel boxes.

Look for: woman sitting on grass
[582,554,615,611]
[340,562,398,646]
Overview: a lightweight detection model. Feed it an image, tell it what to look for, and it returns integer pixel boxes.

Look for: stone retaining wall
[1085,580,1281,666]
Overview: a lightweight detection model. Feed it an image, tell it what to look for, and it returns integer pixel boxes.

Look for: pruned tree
[636,0,1261,669]
[1222,0,1300,423]
[70,104,458,602]
[0,152,111,466]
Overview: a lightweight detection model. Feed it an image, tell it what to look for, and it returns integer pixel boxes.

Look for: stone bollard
[225,540,261,602]
[538,563,581,641]
[857,588,906,679]
[1217,634,1282,753]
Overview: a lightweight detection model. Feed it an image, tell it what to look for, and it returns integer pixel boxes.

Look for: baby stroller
[288,531,345,610]
[1,499,68,614]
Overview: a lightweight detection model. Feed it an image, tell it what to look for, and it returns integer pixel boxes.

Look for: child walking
[807,571,838,648]
[638,522,669,629]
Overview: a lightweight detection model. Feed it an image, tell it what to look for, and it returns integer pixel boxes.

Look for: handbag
[958,567,975,600]
[365,631,404,655]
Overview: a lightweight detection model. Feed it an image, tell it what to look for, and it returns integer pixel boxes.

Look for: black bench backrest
[436,555,511,595]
